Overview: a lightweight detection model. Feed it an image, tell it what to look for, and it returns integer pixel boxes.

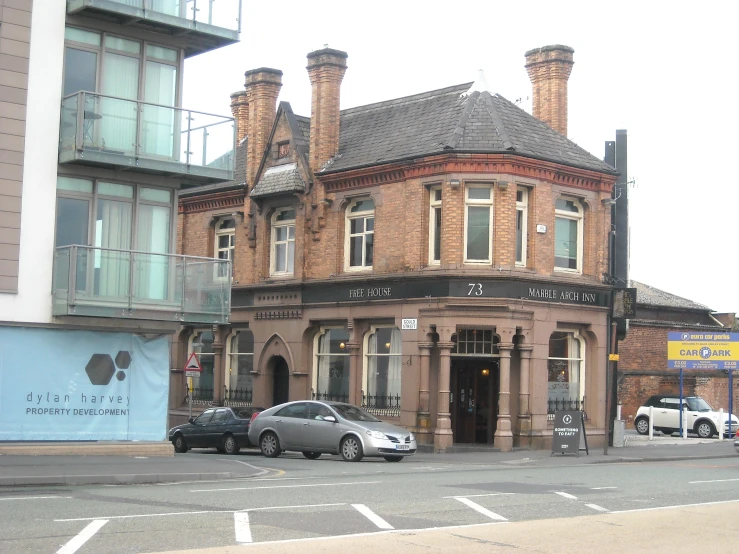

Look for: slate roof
[319,83,617,175]
[633,280,711,311]
[250,163,306,198]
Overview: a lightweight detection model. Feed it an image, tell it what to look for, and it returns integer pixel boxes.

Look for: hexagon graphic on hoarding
[85,354,116,385]
[115,351,131,369]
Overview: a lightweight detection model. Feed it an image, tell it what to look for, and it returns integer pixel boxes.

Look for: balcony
[53,245,231,324]
[59,92,234,185]
[66,0,241,57]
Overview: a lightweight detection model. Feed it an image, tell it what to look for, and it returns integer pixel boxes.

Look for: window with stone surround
[345,198,374,271]
[554,196,583,273]
[547,331,585,415]
[464,184,494,263]
[270,208,295,276]
[516,187,529,266]
[313,328,350,402]
[214,217,235,280]
[429,186,442,265]
[227,330,254,392]
[363,327,402,412]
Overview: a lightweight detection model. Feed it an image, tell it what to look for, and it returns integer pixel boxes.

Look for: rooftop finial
[461,69,490,97]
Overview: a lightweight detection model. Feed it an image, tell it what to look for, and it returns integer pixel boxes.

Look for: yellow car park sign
[667,332,739,369]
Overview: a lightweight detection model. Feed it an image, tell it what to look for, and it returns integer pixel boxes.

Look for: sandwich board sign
[184,352,202,377]
[551,410,588,456]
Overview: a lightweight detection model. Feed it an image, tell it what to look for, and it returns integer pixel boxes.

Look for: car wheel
[260,432,281,458]
[383,455,403,462]
[635,417,650,435]
[173,434,188,453]
[695,421,715,439]
[223,434,240,455]
[302,452,321,460]
[340,436,363,462]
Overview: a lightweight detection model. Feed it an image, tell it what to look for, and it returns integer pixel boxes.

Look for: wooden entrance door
[450,360,498,444]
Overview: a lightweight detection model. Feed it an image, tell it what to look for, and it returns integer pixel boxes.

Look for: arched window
[313,328,350,401]
[189,330,214,401]
[214,217,235,280]
[554,197,583,272]
[271,208,295,276]
[227,330,254,390]
[364,327,402,411]
[547,331,585,415]
[345,198,374,270]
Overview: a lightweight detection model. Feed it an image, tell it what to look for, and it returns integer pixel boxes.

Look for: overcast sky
[184,1,738,315]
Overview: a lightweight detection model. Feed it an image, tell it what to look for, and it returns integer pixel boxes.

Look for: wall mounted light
[339,342,346,350]
[385,342,391,349]
[498,181,509,190]
[481,368,490,376]
[601,198,617,206]
[449,179,460,189]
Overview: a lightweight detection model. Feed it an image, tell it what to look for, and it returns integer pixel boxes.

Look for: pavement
[1,434,736,487]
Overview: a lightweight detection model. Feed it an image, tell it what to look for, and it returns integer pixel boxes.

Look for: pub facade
[175,45,619,451]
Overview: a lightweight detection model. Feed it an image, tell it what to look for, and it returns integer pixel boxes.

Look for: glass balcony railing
[66,0,242,57]
[59,91,235,185]
[53,245,231,324]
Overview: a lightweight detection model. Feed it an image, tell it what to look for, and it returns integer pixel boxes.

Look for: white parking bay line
[554,491,578,500]
[591,486,617,490]
[190,480,380,493]
[234,512,252,544]
[0,496,72,501]
[689,478,739,484]
[57,519,108,554]
[585,504,610,513]
[454,497,508,521]
[352,504,394,529]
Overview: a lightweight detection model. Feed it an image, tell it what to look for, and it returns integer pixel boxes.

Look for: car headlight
[366,430,387,440]
[409,433,416,442]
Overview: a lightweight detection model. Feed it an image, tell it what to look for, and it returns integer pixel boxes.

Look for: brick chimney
[306,48,348,173]
[244,67,282,187]
[524,45,574,137]
[230,90,249,144]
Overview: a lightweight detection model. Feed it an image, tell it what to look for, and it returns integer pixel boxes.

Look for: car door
[273,402,308,449]
[204,408,231,447]
[660,399,681,430]
[187,409,215,447]
[304,402,343,451]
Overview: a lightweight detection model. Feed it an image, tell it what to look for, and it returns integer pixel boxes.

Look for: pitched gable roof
[318,83,617,175]
[633,280,711,312]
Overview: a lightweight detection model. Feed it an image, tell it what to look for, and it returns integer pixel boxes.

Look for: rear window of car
[212,409,230,423]
[331,404,381,422]
[275,403,308,419]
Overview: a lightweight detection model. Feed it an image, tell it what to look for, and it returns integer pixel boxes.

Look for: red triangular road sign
[184,352,202,372]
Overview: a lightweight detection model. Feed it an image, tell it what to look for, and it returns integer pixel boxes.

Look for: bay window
[464,185,493,263]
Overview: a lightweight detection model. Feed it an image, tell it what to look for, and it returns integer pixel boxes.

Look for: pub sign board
[551,411,588,456]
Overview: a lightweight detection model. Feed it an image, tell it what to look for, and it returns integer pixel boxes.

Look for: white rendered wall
[0,0,65,323]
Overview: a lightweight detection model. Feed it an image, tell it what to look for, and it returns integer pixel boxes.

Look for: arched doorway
[272,357,289,406]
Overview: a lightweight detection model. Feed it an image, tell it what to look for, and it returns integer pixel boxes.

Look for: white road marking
[56,504,346,522]
[689,478,739,484]
[591,486,617,490]
[443,493,515,499]
[352,504,394,529]
[234,512,252,544]
[610,499,739,514]
[190,480,380,493]
[554,491,578,500]
[134,457,148,459]
[454,497,508,521]
[0,496,72,501]
[585,504,610,512]
[56,519,107,554]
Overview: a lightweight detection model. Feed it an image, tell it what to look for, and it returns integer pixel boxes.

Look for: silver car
[248,400,417,462]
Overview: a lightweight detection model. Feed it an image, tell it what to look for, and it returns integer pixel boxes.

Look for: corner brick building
[617,282,738,424]
[175,44,621,451]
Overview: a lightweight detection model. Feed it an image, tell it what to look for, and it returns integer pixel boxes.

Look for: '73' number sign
[467,283,483,296]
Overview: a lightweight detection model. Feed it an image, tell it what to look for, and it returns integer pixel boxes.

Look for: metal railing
[312,392,349,403]
[53,245,231,323]
[190,387,214,404]
[71,0,242,32]
[362,394,401,418]
[223,387,252,407]
[59,91,234,175]
[547,397,587,421]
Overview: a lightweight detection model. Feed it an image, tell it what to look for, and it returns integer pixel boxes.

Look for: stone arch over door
[257,334,296,407]
[256,333,295,375]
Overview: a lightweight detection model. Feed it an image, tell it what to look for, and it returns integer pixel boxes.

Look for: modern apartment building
[176,45,620,451]
[0,0,238,441]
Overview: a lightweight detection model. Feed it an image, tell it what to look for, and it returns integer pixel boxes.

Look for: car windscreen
[686,397,713,412]
[331,404,381,422]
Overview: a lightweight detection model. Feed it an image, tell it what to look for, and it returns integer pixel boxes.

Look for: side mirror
[188,417,195,424]
[323,415,337,423]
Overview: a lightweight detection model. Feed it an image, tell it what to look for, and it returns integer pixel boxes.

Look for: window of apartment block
[55,176,173,300]
[516,187,529,266]
[62,26,179,157]
[364,327,402,408]
[345,198,374,270]
[554,197,583,272]
[313,328,350,401]
[464,185,493,263]
[429,186,442,264]
[270,208,295,276]
[215,218,235,280]
[227,330,254,391]
[189,330,215,399]
[547,331,585,413]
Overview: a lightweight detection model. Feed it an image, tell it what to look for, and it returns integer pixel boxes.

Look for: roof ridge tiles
[340,82,473,117]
